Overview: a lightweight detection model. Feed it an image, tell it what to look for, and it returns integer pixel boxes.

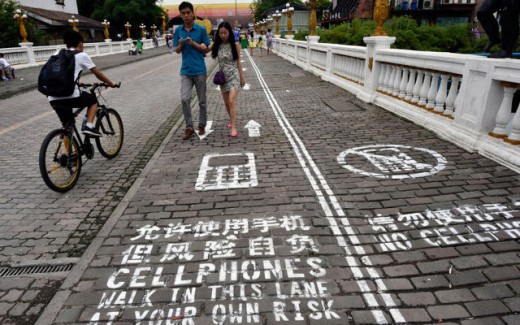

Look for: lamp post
[124,22,132,41]
[267,15,273,32]
[68,15,79,31]
[151,24,157,37]
[372,0,389,36]
[13,9,29,43]
[305,0,323,43]
[101,19,111,42]
[139,23,146,40]
[273,10,281,37]
[160,12,167,35]
[285,3,295,38]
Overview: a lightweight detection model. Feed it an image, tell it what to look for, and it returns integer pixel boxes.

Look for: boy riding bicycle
[48,30,118,137]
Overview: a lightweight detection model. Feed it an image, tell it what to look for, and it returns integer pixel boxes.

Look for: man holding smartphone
[173,1,211,140]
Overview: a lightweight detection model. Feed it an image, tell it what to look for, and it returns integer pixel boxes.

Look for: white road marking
[195,152,258,191]
[245,50,403,324]
[196,120,214,140]
[244,120,261,137]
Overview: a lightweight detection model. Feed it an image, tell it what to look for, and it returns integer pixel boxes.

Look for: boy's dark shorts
[50,91,97,125]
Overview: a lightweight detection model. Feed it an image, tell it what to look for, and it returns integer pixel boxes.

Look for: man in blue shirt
[173,1,211,140]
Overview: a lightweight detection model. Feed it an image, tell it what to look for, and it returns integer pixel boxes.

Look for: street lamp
[139,23,146,40]
[305,0,323,37]
[372,0,389,36]
[267,15,273,32]
[124,22,132,41]
[151,24,157,37]
[13,9,29,43]
[160,11,167,35]
[273,10,282,36]
[101,19,111,41]
[68,15,79,31]
[282,3,295,38]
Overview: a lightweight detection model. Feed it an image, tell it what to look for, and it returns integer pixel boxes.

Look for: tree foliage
[0,0,43,47]
[316,16,491,54]
[82,0,165,37]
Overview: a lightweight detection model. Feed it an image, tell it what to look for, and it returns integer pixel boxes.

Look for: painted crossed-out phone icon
[195,153,258,191]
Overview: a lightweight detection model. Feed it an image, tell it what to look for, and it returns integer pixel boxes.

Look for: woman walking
[211,22,245,137]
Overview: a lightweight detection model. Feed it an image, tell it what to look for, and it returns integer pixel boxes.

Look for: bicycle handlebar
[80,82,121,90]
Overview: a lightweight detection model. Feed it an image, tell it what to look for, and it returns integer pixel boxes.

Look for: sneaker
[82,125,102,137]
[182,128,194,140]
[198,124,205,135]
[2,77,8,81]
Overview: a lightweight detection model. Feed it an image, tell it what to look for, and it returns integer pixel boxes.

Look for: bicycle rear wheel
[39,129,82,192]
[95,108,124,159]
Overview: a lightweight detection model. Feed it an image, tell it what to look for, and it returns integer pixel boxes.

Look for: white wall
[17,0,78,14]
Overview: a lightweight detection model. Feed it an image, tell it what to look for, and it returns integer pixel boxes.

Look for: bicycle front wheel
[95,108,124,159]
[39,129,82,192]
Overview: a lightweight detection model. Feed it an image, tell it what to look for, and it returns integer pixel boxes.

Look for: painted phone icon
[195,153,258,191]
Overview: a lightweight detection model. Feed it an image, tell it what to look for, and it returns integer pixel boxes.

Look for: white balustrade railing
[0,38,166,68]
[272,37,520,173]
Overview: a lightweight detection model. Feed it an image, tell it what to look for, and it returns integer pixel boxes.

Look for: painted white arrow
[244,120,262,137]
[196,120,214,140]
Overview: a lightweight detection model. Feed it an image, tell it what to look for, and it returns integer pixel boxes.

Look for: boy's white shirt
[0,58,9,67]
[48,48,96,101]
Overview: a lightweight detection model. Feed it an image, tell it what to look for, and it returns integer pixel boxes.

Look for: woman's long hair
[211,21,238,61]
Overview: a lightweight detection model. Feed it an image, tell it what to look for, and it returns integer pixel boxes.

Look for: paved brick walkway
[1,48,520,325]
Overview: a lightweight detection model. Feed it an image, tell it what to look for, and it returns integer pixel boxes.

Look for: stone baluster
[434,73,449,114]
[411,70,423,104]
[505,101,520,144]
[392,66,402,96]
[444,76,460,117]
[399,68,409,98]
[378,64,387,91]
[405,69,416,101]
[419,71,431,107]
[385,66,395,94]
[489,83,517,138]
[426,72,438,110]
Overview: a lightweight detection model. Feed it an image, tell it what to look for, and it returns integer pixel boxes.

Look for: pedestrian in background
[257,36,264,57]
[266,28,274,55]
[210,21,245,137]
[477,0,520,58]
[136,39,143,55]
[173,1,211,140]
[249,36,256,56]
[0,53,14,80]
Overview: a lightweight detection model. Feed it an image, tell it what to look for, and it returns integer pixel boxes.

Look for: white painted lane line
[245,51,404,324]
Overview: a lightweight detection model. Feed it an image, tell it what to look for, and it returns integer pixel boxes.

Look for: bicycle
[39,82,123,192]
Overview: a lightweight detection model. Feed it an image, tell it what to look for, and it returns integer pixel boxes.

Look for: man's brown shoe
[182,128,194,140]
[198,125,205,135]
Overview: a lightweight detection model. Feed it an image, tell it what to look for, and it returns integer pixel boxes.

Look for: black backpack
[38,49,80,97]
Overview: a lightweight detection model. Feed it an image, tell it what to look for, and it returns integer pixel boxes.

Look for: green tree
[90,0,165,38]
[77,0,104,18]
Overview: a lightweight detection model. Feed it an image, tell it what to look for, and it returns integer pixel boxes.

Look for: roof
[20,5,102,29]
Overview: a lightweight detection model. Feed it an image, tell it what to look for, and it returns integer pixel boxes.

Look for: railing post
[489,83,517,138]
[361,36,396,99]
[19,42,36,65]
[505,102,520,144]
[325,46,333,78]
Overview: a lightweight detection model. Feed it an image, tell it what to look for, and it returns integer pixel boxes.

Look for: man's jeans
[181,74,207,130]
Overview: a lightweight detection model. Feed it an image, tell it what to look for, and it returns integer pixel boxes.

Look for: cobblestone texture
[1,46,520,324]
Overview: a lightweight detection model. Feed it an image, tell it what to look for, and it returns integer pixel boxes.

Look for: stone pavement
[1,48,520,325]
[0,45,170,100]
